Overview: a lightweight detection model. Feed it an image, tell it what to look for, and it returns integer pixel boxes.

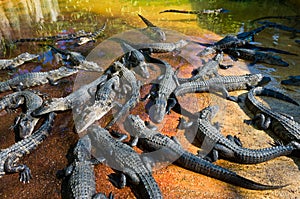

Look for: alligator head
[32,98,69,116]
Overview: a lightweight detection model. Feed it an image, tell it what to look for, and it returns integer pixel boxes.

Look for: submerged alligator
[159,8,229,15]
[281,75,300,86]
[138,14,166,42]
[87,125,163,199]
[178,105,300,164]
[60,135,113,199]
[244,87,300,145]
[0,112,55,183]
[124,114,285,190]
[0,66,78,93]
[0,52,39,70]
[0,90,44,139]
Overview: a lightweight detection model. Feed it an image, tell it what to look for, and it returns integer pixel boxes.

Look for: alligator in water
[0,112,55,183]
[159,8,229,15]
[178,105,300,164]
[87,125,163,199]
[0,66,78,93]
[59,135,113,199]
[124,114,286,190]
[138,14,166,42]
[0,90,45,139]
[0,52,39,70]
[244,87,300,146]
[281,75,300,86]
[76,23,106,46]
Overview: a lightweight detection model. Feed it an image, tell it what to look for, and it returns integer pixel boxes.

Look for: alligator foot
[5,157,32,183]
[226,134,243,147]
[177,117,193,129]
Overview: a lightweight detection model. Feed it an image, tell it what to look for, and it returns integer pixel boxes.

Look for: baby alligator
[0,66,78,93]
[76,23,106,46]
[87,125,163,199]
[61,134,113,199]
[0,52,39,70]
[245,87,300,144]
[124,114,285,190]
[178,105,300,164]
[133,39,188,53]
[0,112,55,183]
[174,74,270,102]
[159,8,229,15]
[0,90,44,139]
[138,14,166,42]
[32,74,108,116]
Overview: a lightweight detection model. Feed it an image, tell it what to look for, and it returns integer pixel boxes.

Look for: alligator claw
[19,167,32,183]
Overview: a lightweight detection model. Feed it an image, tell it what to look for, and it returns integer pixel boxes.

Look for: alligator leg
[226,135,243,147]
[47,77,60,86]
[177,117,194,129]
[166,97,177,114]
[4,155,32,183]
[245,113,271,130]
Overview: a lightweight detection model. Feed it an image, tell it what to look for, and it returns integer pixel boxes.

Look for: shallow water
[0,0,300,198]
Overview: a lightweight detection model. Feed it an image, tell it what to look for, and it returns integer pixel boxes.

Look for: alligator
[281,75,300,86]
[138,14,166,42]
[0,90,44,139]
[223,48,289,66]
[48,45,103,72]
[132,39,188,54]
[236,25,269,41]
[295,39,300,44]
[61,134,113,199]
[174,73,271,102]
[32,74,108,116]
[142,58,179,123]
[124,114,285,190]
[76,23,106,46]
[178,52,229,83]
[120,42,151,78]
[0,66,78,93]
[105,61,141,128]
[178,105,300,164]
[250,15,300,24]
[0,52,39,70]
[258,21,300,34]
[244,87,300,144]
[13,29,92,43]
[87,125,163,199]
[0,112,55,183]
[73,75,120,133]
[159,8,229,15]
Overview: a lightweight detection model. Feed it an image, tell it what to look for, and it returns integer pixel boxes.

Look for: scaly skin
[0,52,39,70]
[180,105,300,164]
[73,76,119,133]
[32,74,108,116]
[0,90,44,139]
[64,135,112,199]
[48,45,103,72]
[77,23,106,45]
[106,61,140,128]
[87,125,163,199]
[159,8,228,14]
[124,114,285,190]
[281,76,300,86]
[0,66,78,93]
[138,14,166,41]
[245,87,300,144]
[174,74,270,100]
[133,39,188,53]
[0,112,55,183]
[224,48,289,66]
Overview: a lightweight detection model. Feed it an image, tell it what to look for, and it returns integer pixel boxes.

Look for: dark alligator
[236,25,269,41]
[0,90,44,139]
[178,52,228,83]
[174,74,270,102]
[32,74,108,116]
[281,75,300,86]
[124,114,285,190]
[142,58,179,123]
[121,42,151,78]
[178,105,300,164]
[0,112,55,183]
[105,61,140,128]
[258,21,300,34]
[61,134,113,199]
[250,15,300,24]
[13,29,92,43]
[48,45,103,72]
[74,75,120,133]
[0,52,39,70]
[133,39,188,54]
[0,66,78,93]
[244,87,300,144]
[76,23,106,46]
[159,8,229,15]
[87,125,163,199]
[138,14,166,41]
[223,48,289,66]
